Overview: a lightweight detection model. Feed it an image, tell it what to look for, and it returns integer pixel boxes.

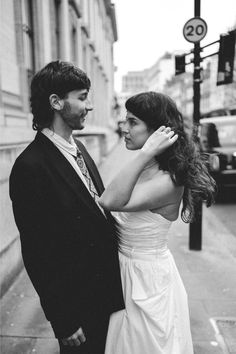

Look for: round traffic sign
[183,17,207,43]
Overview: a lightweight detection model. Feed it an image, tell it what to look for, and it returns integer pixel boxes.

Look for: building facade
[121,53,174,95]
[201,55,236,114]
[147,52,174,92]
[122,69,149,93]
[164,72,193,131]
[117,53,175,123]
[0,0,118,296]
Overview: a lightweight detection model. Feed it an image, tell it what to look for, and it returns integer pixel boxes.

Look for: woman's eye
[78,95,87,101]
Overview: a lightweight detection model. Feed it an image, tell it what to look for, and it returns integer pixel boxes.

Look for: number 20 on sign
[183,17,207,43]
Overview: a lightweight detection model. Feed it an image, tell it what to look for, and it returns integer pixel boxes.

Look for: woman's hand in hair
[141,126,178,157]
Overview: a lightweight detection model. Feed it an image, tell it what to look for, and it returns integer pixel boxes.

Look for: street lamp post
[189,0,202,250]
[177,0,235,250]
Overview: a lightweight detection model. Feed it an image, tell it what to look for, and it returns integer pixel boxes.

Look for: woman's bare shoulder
[149,172,183,220]
[153,169,182,191]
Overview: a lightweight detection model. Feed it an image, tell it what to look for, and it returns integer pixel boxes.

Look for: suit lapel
[74,139,113,220]
[79,145,113,221]
[35,133,106,219]
[75,139,104,196]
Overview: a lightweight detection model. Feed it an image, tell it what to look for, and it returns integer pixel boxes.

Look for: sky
[112,0,236,92]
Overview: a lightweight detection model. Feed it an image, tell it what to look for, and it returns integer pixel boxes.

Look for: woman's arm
[99,171,182,212]
[99,150,150,210]
[99,126,178,211]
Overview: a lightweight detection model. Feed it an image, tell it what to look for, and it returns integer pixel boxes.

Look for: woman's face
[122,111,154,150]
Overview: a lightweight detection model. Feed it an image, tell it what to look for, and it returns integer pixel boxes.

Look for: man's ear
[49,94,64,110]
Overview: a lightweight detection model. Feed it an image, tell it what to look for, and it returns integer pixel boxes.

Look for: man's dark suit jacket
[9,132,124,338]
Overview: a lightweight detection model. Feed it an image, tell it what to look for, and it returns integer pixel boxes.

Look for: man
[9,60,124,354]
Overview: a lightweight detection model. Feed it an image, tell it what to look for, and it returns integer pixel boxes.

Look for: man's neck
[50,118,72,142]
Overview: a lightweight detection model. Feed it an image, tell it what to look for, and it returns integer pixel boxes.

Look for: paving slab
[0,336,58,354]
[215,318,236,354]
[193,341,223,354]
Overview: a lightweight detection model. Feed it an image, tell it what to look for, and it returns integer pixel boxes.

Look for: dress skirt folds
[105,211,193,354]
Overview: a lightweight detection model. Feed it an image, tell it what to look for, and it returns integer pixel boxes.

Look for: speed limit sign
[183,17,207,43]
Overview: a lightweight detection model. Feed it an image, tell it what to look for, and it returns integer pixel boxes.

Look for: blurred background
[0,1,236,353]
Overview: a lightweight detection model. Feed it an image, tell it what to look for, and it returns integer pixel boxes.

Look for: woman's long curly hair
[125,91,216,223]
[30,60,91,131]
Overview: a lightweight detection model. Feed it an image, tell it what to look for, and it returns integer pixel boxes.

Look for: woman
[99,92,216,354]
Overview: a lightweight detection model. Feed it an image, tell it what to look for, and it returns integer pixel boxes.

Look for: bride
[99,92,216,354]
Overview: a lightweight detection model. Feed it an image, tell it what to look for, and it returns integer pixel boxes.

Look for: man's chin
[72,122,85,131]
[78,125,85,130]
[78,118,86,130]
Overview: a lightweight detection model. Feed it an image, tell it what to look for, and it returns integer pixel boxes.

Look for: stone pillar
[41,0,52,64]
[59,0,71,61]
[76,18,83,67]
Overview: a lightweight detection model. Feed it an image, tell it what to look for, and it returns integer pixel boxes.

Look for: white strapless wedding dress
[105,210,193,354]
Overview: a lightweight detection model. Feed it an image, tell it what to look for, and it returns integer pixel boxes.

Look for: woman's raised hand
[141,126,178,157]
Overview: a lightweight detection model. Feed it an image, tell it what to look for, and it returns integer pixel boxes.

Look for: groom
[9,60,124,353]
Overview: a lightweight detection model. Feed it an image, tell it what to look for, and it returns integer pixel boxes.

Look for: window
[22,0,35,78]
[71,27,77,63]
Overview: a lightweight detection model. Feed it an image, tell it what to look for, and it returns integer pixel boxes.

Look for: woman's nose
[86,99,93,111]
[121,121,129,133]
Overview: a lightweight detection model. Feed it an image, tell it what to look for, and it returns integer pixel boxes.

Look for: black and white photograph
[0,0,236,353]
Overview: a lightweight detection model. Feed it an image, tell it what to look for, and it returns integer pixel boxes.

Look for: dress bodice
[114,210,172,256]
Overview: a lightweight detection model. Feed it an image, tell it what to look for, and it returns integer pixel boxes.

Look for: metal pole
[189,0,202,250]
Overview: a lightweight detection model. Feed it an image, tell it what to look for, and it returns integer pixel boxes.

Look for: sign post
[183,0,207,250]
[183,17,207,44]
[176,1,235,250]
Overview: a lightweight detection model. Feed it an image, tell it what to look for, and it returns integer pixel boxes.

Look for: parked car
[201,107,236,118]
[199,115,236,197]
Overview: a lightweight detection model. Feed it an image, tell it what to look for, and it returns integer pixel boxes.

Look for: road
[210,200,236,238]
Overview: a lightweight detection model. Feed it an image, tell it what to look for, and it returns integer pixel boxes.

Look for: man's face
[60,89,93,130]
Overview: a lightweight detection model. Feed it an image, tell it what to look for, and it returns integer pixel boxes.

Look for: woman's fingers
[164,127,172,133]
[170,134,178,143]
[162,129,178,145]
[158,126,174,135]
[159,127,176,141]
[141,125,178,156]
[158,126,166,132]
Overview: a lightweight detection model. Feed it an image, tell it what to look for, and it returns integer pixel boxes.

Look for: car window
[230,109,236,115]
[217,123,236,146]
[200,120,236,149]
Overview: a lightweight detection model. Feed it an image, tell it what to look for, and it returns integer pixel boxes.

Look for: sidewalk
[1,141,236,354]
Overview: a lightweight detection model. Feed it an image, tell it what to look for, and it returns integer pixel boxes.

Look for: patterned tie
[75,149,100,203]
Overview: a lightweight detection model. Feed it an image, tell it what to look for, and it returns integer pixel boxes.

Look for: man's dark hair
[30,60,91,131]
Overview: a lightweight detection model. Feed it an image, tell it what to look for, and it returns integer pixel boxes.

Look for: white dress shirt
[42,128,106,216]
[42,128,92,192]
